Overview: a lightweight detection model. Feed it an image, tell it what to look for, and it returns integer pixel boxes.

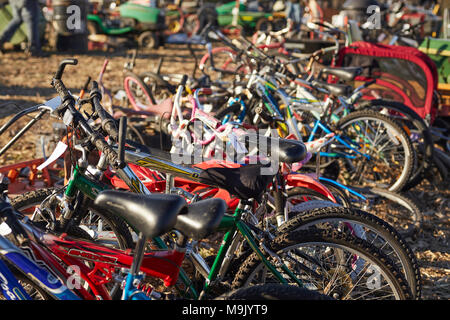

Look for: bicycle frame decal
[66,167,108,199]
[0,235,80,300]
[0,258,30,300]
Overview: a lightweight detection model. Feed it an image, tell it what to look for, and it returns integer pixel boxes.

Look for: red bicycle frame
[22,226,186,300]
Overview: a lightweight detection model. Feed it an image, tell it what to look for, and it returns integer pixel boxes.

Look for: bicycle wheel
[357,99,433,191]
[216,283,333,300]
[232,228,413,300]
[11,188,134,249]
[287,183,423,236]
[349,187,423,236]
[123,71,157,111]
[333,110,415,192]
[199,47,252,81]
[274,205,421,299]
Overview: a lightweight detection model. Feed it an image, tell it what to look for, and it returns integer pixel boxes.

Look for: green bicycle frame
[199,203,304,299]
[64,166,107,199]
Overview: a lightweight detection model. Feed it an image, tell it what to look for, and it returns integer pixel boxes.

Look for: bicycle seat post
[122,232,148,300]
[130,232,146,276]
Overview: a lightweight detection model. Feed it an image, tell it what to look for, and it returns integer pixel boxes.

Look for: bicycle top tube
[122,147,204,183]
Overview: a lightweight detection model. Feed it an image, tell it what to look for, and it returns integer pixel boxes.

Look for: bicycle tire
[335,110,415,192]
[139,72,176,99]
[216,283,333,300]
[357,187,423,236]
[289,182,423,236]
[276,205,421,299]
[232,228,413,300]
[199,46,252,80]
[427,152,449,185]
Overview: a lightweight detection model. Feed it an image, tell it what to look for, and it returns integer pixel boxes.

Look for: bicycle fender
[285,173,337,203]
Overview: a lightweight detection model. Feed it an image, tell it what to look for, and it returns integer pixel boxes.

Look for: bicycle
[4,58,413,300]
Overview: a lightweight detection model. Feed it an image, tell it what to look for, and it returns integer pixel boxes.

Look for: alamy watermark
[169,121,281,176]
[365,5,382,30]
[66,5,82,31]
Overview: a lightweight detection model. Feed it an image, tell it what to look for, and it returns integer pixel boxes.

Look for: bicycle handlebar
[89,80,119,141]
[51,60,122,169]
[0,201,29,245]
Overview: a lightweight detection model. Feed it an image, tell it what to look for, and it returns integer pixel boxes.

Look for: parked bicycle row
[0,12,448,300]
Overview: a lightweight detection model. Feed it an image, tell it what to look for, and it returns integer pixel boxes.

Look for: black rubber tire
[232,228,413,300]
[292,182,423,236]
[358,99,433,191]
[335,110,415,192]
[216,284,333,300]
[10,187,58,211]
[11,188,134,249]
[80,196,135,249]
[276,206,421,299]
[137,31,160,49]
[365,187,423,236]
[428,152,449,184]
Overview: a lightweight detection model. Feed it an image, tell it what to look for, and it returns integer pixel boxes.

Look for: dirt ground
[0,46,448,300]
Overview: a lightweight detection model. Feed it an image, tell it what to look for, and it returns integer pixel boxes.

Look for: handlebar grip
[52,79,71,99]
[82,76,91,92]
[51,59,78,117]
[54,59,78,80]
[118,116,127,168]
[0,202,29,244]
[89,80,102,99]
[51,78,76,118]
[180,75,188,87]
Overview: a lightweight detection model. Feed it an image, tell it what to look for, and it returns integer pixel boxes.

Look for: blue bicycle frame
[121,273,151,300]
[256,80,372,162]
[307,120,371,160]
[0,257,31,300]
[318,177,367,201]
[222,97,247,125]
[0,234,80,300]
